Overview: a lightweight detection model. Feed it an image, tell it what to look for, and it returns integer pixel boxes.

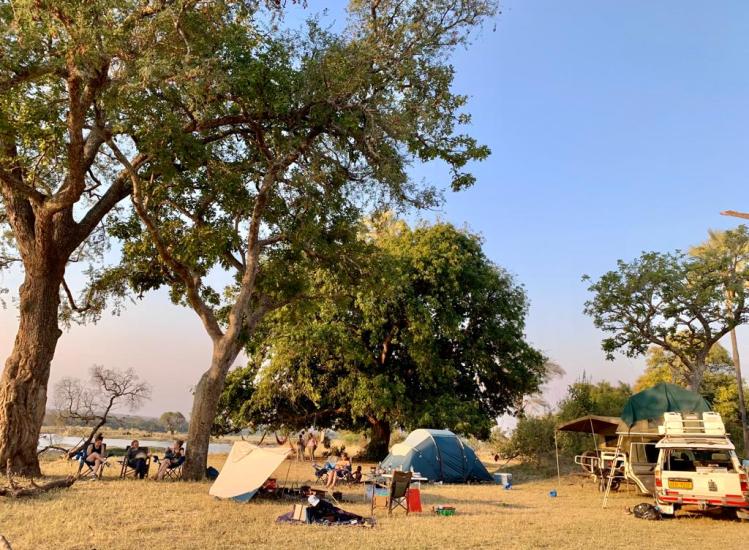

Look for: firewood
[0,460,77,498]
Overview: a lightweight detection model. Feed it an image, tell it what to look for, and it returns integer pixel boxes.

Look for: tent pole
[554,430,561,489]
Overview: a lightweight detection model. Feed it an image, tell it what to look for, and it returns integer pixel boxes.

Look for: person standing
[297,430,306,462]
[306,430,318,462]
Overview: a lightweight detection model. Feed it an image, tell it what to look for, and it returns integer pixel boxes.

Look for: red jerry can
[406,487,422,513]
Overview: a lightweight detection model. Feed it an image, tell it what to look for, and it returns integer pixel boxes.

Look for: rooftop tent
[209,441,290,502]
[379,429,492,483]
[620,382,711,427]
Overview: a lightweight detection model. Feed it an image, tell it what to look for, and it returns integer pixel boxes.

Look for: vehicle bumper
[656,493,749,509]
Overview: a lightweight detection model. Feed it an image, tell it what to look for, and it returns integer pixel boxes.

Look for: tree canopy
[216,219,546,457]
[0,0,289,475]
[108,0,498,477]
[583,226,749,390]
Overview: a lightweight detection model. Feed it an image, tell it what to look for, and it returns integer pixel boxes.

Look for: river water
[38,434,233,454]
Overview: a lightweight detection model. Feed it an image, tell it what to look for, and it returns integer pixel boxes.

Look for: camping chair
[313,463,330,485]
[371,471,412,516]
[153,455,184,480]
[73,449,95,479]
[119,446,151,479]
[73,446,109,479]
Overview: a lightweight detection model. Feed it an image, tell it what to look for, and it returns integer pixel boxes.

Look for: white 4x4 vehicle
[654,412,749,518]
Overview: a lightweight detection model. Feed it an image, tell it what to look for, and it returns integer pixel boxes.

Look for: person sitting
[126,440,150,479]
[325,452,352,489]
[351,465,362,483]
[155,440,185,480]
[85,433,107,479]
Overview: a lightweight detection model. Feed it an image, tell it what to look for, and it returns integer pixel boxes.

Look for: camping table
[382,473,428,488]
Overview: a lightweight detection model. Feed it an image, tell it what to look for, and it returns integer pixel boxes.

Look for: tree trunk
[729,329,749,458]
[689,358,705,392]
[365,418,391,460]
[0,267,64,476]
[183,343,237,481]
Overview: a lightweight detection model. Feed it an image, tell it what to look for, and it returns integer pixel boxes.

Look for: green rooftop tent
[379,429,492,483]
[620,382,711,427]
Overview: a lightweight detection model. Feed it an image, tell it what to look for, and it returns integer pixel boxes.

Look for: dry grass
[0,455,746,550]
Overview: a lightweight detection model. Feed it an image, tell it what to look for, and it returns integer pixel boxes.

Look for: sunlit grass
[0,454,745,549]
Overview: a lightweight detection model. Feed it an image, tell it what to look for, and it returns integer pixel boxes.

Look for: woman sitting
[325,452,352,489]
[85,433,107,479]
[155,440,185,480]
[126,440,150,479]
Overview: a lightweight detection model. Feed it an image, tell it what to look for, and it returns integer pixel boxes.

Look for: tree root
[0,459,77,498]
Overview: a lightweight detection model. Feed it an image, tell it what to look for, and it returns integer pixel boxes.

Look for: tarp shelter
[556,415,626,437]
[620,382,711,427]
[209,441,290,502]
[379,429,492,483]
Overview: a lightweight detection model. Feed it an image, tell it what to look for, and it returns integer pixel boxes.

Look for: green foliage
[108,1,497,328]
[218,219,546,440]
[557,377,632,422]
[159,412,188,435]
[496,415,557,464]
[635,340,746,454]
[584,226,749,388]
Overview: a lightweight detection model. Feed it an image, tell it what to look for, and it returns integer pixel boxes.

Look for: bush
[497,415,557,464]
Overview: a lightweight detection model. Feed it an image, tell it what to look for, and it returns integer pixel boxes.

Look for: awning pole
[554,430,561,490]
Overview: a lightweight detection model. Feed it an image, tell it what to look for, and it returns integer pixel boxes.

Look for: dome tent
[379,429,492,483]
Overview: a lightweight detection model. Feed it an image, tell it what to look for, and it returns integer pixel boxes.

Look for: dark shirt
[165,447,183,464]
[127,447,148,461]
[86,442,106,458]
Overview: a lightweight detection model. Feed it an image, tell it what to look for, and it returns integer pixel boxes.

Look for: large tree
[584,227,749,391]
[218,220,546,458]
[0,0,290,475]
[690,228,749,457]
[110,1,496,478]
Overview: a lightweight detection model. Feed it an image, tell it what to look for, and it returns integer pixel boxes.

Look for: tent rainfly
[620,382,711,426]
[209,441,290,502]
[379,429,492,483]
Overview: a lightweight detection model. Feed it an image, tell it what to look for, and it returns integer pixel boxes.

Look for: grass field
[0,455,746,549]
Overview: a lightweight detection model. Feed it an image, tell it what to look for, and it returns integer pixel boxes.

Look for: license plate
[668,479,693,490]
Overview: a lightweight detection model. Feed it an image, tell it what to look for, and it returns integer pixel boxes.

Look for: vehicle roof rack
[658,412,725,436]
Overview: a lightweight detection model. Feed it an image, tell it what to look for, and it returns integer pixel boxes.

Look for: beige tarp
[209,441,290,502]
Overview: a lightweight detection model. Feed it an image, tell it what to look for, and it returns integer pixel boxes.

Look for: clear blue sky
[2,0,748,417]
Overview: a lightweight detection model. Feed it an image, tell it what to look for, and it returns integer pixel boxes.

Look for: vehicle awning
[556,415,626,436]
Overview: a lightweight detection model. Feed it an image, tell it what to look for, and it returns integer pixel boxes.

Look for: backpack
[632,503,661,520]
[206,466,220,480]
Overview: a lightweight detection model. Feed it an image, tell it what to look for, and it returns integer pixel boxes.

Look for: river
[38,434,233,454]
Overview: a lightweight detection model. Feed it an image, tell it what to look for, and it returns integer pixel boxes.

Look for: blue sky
[2,0,748,417]
[435,0,749,405]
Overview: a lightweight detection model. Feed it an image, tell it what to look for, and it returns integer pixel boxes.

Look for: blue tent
[379,429,492,483]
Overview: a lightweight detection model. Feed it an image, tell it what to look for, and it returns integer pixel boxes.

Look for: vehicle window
[664,449,735,472]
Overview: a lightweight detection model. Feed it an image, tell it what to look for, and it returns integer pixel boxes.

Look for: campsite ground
[1,455,746,549]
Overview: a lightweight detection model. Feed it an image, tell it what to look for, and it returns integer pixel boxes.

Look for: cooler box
[406,488,422,513]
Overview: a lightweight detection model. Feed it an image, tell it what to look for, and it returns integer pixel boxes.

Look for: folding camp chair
[371,471,412,516]
[119,446,151,479]
[73,446,109,479]
[153,455,184,480]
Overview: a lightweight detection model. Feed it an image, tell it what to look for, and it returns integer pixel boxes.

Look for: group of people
[322,452,362,489]
[82,433,186,480]
[295,429,319,462]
